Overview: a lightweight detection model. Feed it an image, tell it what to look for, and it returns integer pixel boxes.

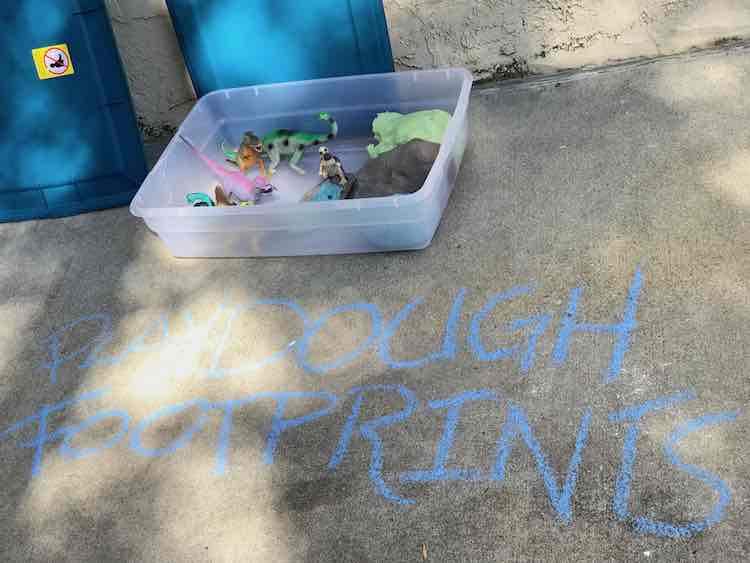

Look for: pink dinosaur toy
[180,135,259,197]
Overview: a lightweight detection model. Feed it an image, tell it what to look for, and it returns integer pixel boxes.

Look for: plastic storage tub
[1,0,147,223]
[130,69,473,257]
[165,0,394,96]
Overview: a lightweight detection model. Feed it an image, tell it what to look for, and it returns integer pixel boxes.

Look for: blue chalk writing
[97,315,170,367]
[329,385,418,505]
[468,285,551,374]
[36,267,645,388]
[297,303,383,374]
[212,395,258,475]
[514,315,553,374]
[608,390,696,521]
[18,265,745,538]
[634,411,740,537]
[209,300,309,379]
[40,314,113,384]
[552,267,642,383]
[180,303,227,338]
[401,389,498,483]
[59,410,131,460]
[264,391,338,465]
[111,303,229,379]
[0,389,109,477]
[469,285,531,362]
[379,289,467,369]
[211,390,337,474]
[492,403,592,523]
[167,304,229,380]
[130,398,212,457]
[63,303,230,383]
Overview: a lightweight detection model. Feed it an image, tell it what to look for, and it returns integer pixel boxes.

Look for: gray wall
[105,0,750,139]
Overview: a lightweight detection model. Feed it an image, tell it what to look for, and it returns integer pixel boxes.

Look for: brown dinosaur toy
[234,132,268,176]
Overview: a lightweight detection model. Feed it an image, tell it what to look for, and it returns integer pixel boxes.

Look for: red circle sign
[44,48,69,75]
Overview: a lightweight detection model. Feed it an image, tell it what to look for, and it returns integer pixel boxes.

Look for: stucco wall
[106,0,195,138]
[105,0,750,139]
[385,0,750,79]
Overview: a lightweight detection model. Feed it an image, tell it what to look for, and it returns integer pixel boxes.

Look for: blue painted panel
[0,0,147,222]
[166,0,395,96]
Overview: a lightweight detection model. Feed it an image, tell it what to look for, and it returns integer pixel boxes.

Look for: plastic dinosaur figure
[263,112,338,175]
[233,131,267,176]
[367,110,451,158]
[186,192,215,207]
[318,146,348,187]
[221,113,338,175]
[213,177,276,207]
[220,133,263,173]
[181,135,262,197]
[301,146,356,202]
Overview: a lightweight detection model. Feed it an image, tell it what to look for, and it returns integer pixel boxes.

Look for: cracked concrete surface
[106,0,750,135]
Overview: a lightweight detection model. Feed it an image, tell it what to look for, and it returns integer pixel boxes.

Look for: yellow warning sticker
[32,44,75,80]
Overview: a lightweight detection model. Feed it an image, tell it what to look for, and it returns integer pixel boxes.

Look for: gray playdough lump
[350,139,441,199]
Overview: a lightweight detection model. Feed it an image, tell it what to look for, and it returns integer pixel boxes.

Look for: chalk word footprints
[0,386,739,539]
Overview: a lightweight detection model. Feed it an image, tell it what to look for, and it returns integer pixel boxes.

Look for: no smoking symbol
[44,48,69,75]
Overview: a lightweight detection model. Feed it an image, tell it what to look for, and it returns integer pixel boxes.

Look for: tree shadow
[2,40,750,563]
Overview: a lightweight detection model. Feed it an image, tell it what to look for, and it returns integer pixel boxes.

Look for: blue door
[0,0,147,222]
[166,0,395,96]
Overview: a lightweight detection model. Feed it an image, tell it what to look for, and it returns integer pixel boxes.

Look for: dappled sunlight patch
[655,58,745,106]
[13,395,299,562]
[117,249,227,306]
[706,150,750,209]
[621,406,742,528]
[0,300,44,395]
[149,451,299,562]
[297,303,382,375]
[591,235,643,281]
[708,267,750,306]
[15,438,148,561]
[666,416,736,463]
[669,1,750,49]
[35,290,310,413]
[19,446,144,514]
[203,300,308,388]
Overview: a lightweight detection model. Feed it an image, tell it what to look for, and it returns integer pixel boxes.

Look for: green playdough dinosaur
[367,110,452,158]
[222,112,338,175]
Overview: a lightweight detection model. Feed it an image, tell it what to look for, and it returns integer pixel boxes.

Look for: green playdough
[367,110,452,158]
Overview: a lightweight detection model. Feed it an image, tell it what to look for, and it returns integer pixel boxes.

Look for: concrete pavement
[1,44,749,562]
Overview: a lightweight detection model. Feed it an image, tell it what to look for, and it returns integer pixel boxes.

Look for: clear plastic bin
[130,69,473,257]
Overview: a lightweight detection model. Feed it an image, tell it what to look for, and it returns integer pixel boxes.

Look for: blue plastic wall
[166,0,395,97]
[0,0,148,223]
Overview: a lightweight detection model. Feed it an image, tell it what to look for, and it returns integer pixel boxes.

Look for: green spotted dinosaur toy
[222,112,338,175]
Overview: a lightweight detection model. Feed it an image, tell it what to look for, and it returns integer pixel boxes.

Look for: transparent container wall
[131,69,473,257]
[188,72,464,144]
